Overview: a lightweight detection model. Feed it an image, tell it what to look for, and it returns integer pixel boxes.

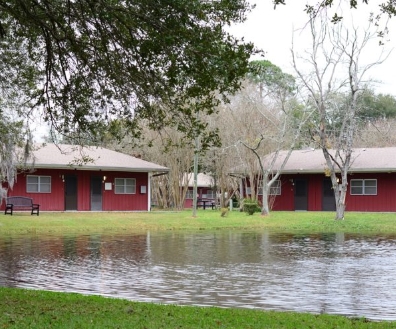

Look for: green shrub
[220,208,229,217]
[242,199,260,215]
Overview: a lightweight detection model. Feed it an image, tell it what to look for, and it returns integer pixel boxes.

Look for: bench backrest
[6,197,33,206]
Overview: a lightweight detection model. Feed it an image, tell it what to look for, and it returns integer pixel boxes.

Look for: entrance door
[65,175,78,210]
[294,179,308,210]
[90,176,102,211]
[322,178,336,211]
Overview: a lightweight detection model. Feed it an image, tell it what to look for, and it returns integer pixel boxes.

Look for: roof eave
[30,164,169,173]
[279,168,396,174]
[230,168,396,175]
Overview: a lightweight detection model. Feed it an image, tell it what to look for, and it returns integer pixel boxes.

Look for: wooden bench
[4,196,40,216]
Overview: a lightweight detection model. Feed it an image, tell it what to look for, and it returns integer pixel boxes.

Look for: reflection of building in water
[99,234,149,263]
[0,234,150,288]
[148,231,273,265]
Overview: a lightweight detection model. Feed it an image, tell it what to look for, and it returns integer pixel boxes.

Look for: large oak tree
[0,0,256,198]
[0,0,256,144]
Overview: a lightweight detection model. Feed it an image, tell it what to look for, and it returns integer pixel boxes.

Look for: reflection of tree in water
[0,237,24,287]
[269,232,348,259]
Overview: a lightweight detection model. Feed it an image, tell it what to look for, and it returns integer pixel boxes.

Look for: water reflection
[1,231,396,320]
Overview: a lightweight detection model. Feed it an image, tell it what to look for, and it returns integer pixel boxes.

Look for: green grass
[1,287,394,329]
[1,210,396,235]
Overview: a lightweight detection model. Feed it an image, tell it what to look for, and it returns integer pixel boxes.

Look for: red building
[2,144,168,212]
[239,147,396,212]
[182,173,216,208]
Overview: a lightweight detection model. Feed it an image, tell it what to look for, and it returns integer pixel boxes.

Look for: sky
[229,1,396,95]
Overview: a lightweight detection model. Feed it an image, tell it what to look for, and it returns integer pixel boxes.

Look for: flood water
[1,230,396,321]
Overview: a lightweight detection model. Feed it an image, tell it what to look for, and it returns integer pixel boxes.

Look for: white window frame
[350,179,377,195]
[27,175,51,193]
[257,180,281,196]
[185,189,194,199]
[269,180,282,196]
[114,178,136,194]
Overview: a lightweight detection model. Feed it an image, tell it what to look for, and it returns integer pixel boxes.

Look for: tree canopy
[0,0,256,145]
[274,1,396,24]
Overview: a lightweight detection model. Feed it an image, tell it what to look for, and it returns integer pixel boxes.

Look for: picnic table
[197,198,216,210]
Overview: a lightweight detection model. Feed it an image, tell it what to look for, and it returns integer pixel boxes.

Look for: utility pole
[192,113,199,217]
[192,144,199,217]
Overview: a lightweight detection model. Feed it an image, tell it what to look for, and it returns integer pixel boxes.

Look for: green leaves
[0,0,256,146]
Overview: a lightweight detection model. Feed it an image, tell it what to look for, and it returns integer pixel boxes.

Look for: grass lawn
[2,210,396,328]
[1,209,396,235]
[1,287,395,329]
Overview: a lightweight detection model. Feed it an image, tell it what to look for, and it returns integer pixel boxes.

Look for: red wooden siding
[102,171,149,211]
[184,197,193,209]
[2,169,150,211]
[6,169,65,211]
[271,177,294,211]
[245,172,396,212]
[346,173,396,212]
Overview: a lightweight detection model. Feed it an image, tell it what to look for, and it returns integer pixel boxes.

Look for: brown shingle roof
[30,144,169,173]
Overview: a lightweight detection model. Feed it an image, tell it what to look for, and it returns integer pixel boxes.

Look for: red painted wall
[2,169,150,211]
[245,172,396,212]
[346,173,396,212]
[271,177,294,211]
[184,197,193,209]
[102,171,149,211]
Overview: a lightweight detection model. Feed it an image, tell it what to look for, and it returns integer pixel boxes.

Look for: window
[350,179,377,195]
[258,180,281,195]
[205,189,215,199]
[185,189,194,199]
[115,178,136,194]
[258,181,263,195]
[27,175,51,193]
[269,180,281,195]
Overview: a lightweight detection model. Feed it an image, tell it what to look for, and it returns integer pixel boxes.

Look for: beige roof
[277,148,396,173]
[30,144,169,173]
[182,173,214,187]
[235,147,396,174]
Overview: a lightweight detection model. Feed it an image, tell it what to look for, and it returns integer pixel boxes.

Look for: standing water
[1,231,396,321]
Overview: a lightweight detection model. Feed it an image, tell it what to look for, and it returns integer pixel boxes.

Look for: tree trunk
[261,195,270,216]
[335,193,346,220]
[260,179,271,216]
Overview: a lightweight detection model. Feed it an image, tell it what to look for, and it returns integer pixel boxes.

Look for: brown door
[65,175,78,210]
[294,179,308,210]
